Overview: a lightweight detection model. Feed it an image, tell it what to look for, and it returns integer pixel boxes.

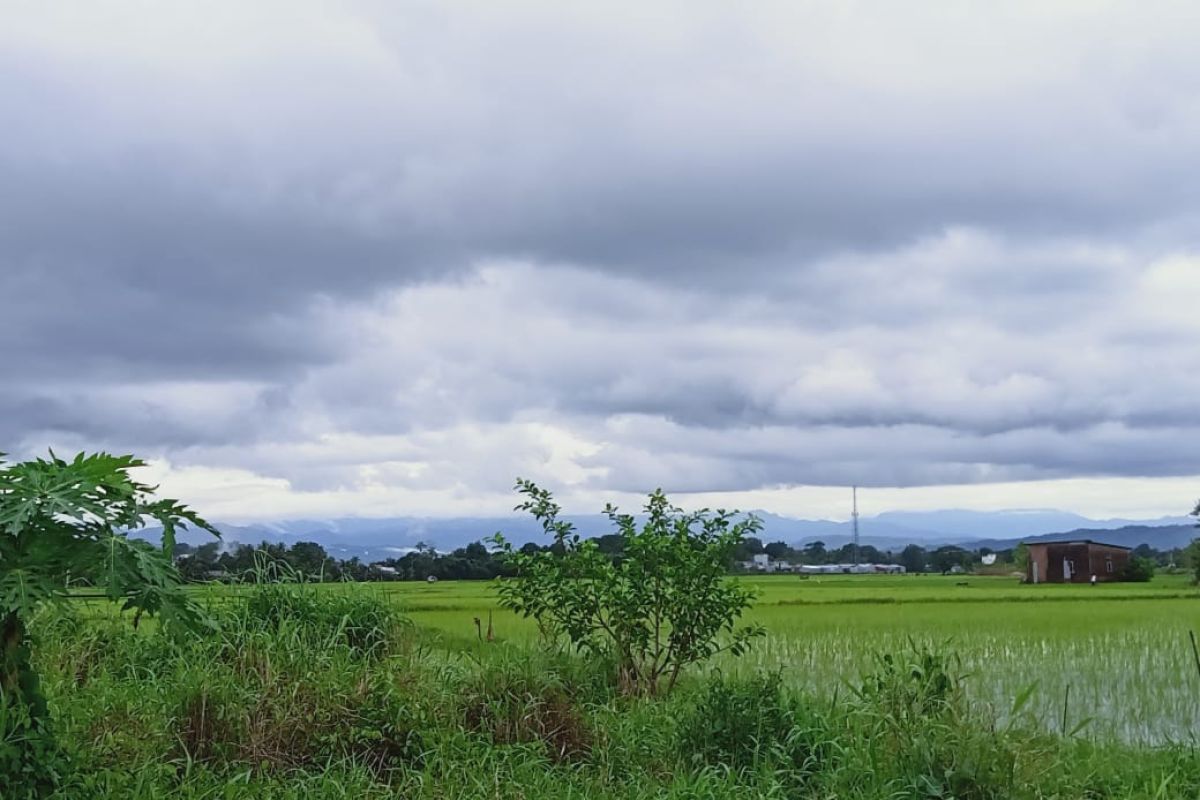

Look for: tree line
[730,537,1004,574]
[173,533,1198,583]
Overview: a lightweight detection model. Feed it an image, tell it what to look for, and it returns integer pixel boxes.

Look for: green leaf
[1010,681,1039,717]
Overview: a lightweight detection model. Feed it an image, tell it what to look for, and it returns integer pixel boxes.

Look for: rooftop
[1020,539,1132,551]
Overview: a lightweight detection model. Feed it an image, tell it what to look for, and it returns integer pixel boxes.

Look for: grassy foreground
[17,575,1200,798]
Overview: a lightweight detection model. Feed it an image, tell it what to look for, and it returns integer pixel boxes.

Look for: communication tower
[852,486,860,566]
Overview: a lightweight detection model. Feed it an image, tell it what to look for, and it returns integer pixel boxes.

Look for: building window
[1106,559,1114,573]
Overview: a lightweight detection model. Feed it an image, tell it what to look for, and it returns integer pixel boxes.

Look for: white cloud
[6,3,1200,522]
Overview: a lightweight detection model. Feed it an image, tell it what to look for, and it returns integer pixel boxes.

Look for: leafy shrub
[1122,556,1155,582]
[0,451,215,796]
[493,479,764,695]
[1,692,68,800]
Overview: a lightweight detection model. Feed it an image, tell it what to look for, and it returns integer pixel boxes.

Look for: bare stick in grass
[1061,683,1071,735]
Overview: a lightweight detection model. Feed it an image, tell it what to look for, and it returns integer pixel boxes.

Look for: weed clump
[678,672,801,770]
[223,580,406,657]
[847,641,1017,800]
[461,653,594,763]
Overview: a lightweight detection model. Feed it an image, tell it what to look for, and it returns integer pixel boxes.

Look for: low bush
[1122,556,1156,583]
[493,480,764,696]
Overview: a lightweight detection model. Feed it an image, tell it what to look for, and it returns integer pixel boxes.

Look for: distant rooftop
[1020,539,1132,551]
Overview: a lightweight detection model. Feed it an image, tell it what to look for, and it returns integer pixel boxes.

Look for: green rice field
[387,573,1200,745]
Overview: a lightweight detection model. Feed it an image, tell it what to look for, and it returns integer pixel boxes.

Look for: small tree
[930,545,971,574]
[492,479,764,696]
[898,543,927,574]
[1185,539,1200,585]
[1013,542,1029,573]
[0,452,215,791]
[1121,556,1156,583]
[1189,499,1200,584]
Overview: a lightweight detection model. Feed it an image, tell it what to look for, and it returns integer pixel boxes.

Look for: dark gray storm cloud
[5,1,1200,512]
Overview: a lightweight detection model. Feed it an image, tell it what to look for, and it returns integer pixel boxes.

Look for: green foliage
[853,639,965,727]
[460,649,595,763]
[1012,542,1029,572]
[929,545,972,574]
[1185,539,1200,585]
[0,451,215,794]
[899,543,927,574]
[1,690,68,799]
[492,479,764,695]
[850,641,1020,799]
[22,581,1200,799]
[226,576,408,657]
[1122,556,1156,582]
[677,672,811,773]
[0,451,217,630]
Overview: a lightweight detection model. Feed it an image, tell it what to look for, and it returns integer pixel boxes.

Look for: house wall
[1086,544,1130,582]
[1027,545,1050,584]
[1026,542,1131,583]
[1052,542,1091,583]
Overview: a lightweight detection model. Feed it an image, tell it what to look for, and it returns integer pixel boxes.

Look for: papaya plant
[0,451,216,792]
[492,479,764,696]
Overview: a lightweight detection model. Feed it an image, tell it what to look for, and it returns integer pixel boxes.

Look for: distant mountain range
[142,508,1199,562]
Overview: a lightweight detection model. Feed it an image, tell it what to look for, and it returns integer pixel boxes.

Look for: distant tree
[732,536,765,563]
[898,544,927,574]
[861,544,888,564]
[288,541,334,580]
[1185,539,1200,585]
[764,541,792,561]
[1013,543,1029,573]
[594,533,626,560]
[802,541,827,564]
[178,540,221,581]
[1186,499,1200,581]
[1132,543,1155,561]
[341,557,369,583]
[930,545,971,574]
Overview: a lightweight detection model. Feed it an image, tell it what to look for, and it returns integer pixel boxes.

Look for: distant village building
[741,553,797,573]
[1024,540,1131,584]
[739,554,905,575]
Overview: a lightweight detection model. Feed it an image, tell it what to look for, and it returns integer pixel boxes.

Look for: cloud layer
[5,1,1200,518]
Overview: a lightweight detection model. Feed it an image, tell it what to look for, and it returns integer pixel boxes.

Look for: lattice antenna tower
[852,486,860,567]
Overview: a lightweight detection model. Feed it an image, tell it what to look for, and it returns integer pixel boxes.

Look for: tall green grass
[385,574,1200,744]
[18,575,1200,798]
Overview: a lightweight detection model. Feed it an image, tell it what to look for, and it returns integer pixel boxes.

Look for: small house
[1024,540,1131,584]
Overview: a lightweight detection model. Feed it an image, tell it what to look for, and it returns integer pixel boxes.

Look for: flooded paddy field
[386,573,1200,744]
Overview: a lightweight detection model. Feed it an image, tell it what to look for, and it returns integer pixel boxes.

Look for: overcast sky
[5,1,1200,521]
